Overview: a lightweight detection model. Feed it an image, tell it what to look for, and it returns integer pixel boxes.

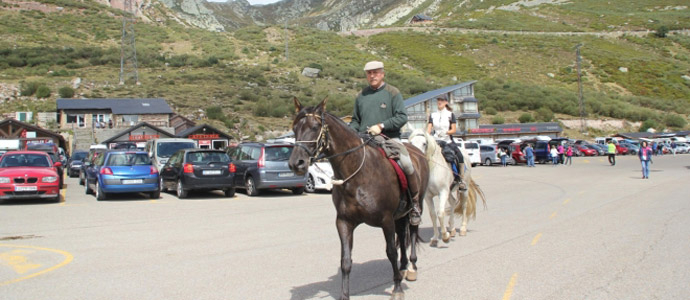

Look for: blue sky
[207,0,282,5]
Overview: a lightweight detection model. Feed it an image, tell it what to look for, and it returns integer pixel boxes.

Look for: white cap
[363,61,384,71]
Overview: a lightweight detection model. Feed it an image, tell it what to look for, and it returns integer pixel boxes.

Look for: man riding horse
[349,60,423,226]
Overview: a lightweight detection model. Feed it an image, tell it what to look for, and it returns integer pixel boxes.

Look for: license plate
[15,186,37,191]
[278,172,293,177]
[202,170,222,175]
[122,179,143,184]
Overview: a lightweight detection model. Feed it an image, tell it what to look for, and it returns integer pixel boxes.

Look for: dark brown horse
[288,98,429,300]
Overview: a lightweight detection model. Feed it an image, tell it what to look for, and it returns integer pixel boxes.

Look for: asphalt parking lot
[1,154,689,299]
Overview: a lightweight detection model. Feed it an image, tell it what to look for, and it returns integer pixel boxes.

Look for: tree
[654,25,669,38]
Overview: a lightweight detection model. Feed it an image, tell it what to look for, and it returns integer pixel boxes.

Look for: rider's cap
[436,94,448,101]
[363,61,384,71]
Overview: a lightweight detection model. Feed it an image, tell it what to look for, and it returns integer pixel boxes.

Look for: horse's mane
[294,105,358,135]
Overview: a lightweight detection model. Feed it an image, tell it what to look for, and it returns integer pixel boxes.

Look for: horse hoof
[460,229,467,236]
[405,269,417,281]
[442,232,451,243]
[430,239,438,247]
[391,292,405,300]
[450,229,457,238]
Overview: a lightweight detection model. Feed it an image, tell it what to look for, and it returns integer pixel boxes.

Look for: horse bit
[294,111,368,185]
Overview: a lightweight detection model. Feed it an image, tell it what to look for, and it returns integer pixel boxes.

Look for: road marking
[59,188,67,205]
[502,273,518,300]
[0,249,42,274]
[531,233,542,246]
[583,159,590,163]
[563,198,571,205]
[0,244,73,287]
[549,212,558,219]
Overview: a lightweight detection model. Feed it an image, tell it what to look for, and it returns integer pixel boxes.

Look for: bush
[206,106,223,120]
[35,86,51,98]
[655,26,669,38]
[639,119,658,132]
[58,86,75,98]
[664,114,687,128]
[307,62,323,70]
[535,107,554,122]
[484,107,497,115]
[20,82,40,96]
[518,113,534,123]
[492,115,505,124]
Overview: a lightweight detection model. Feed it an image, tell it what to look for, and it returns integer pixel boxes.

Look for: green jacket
[349,83,407,139]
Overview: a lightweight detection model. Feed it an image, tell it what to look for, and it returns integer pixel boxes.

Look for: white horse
[409,129,486,246]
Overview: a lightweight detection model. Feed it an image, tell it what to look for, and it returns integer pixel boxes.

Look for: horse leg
[425,194,440,247]
[406,224,419,282]
[448,188,458,238]
[336,218,355,300]
[395,217,411,281]
[438,189,451,243]
[383,219,404,300]
[460,191,468,236]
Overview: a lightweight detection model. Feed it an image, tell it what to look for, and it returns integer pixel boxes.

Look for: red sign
[501,128,521,132]
[470,128,495,133]
[189,134,220,139]
[129,134,159,141]
[198,140,211,146]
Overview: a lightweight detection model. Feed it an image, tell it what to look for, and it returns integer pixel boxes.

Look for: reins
[294,111,373,185]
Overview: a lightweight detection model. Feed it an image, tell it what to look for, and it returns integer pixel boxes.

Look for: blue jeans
[527,156,534,167]
[641,160,650,178]
[500,156,507,166]
[552,156,558,165]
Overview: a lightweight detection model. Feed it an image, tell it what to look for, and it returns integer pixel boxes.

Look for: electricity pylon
[119,0,140,85]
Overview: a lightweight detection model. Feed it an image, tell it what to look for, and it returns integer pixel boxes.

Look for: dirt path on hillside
[341,27,690,38]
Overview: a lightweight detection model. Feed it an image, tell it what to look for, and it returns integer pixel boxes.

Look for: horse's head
[289,97,328,176]
[408,129,431,154]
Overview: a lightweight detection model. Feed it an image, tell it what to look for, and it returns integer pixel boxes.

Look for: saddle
[376,147,413,220]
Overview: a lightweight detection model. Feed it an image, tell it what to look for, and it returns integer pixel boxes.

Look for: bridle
[293,110,371,185]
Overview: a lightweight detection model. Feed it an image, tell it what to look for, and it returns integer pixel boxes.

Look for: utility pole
[119,0,140,85]
[575,43,586,134]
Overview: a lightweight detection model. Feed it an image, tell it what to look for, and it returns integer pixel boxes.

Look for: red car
[576,145,597,156]
[0,151,62,202]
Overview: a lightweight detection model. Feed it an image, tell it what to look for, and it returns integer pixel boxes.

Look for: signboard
[189,134,220,140]
[129,134,159,141]
[198,140,211,146]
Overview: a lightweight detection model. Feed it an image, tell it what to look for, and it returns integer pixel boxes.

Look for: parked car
[67,150,88,177]
[575,145,597,156]
[456,141,481,167]
[479,144,514,166]
[498,140,526,164]
[145,138,198,171]
[25,142,63,188]
[84,150,160,200]
[676,142,690,154]
[0,151,62,202]
[226,142,307,196]
[79,148,107,185]
[159,149,236,198]
[306,160,334,193]
[620,142,639,155]
[587,143,606,156]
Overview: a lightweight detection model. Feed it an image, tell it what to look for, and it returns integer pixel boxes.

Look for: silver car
[480,144,515,166]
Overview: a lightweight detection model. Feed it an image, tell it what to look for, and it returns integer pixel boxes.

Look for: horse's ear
[317,96,328,112]
[293,97,302,114]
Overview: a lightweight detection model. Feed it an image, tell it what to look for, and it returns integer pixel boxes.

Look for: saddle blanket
[377,148,408,191]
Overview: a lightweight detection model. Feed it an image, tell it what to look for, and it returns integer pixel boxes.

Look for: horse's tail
[454,178,487,217]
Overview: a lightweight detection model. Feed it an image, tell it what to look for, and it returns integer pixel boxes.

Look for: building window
[122,115,139,126]
[66,114,85,127]
[464,102,478,113]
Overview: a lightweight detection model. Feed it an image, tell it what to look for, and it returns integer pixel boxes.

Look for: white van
[145,138,198,170]
[456,141,481,167]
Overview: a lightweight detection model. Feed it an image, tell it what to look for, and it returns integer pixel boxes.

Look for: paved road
[1,154,689,299]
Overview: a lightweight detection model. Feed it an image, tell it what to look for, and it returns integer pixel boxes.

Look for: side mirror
[54,162,63,167]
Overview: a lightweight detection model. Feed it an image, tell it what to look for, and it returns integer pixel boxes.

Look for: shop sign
[470,128,495,133]
[198,140,211,146]
[129,134,159,141]
[189,134,220,139]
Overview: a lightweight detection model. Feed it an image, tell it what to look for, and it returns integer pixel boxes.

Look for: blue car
[84,150,160,200]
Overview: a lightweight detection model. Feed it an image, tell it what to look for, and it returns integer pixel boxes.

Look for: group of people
[547,144,574,166]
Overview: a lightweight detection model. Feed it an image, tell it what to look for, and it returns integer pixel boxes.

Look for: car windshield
[186,152,230,164]
[0,153,51,167]
[106,153,152,166]
[264,146,292,161]
[157,142,196,158]
[72,152,87,161]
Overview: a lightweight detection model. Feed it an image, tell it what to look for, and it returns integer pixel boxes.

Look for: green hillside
[1,0,689,140]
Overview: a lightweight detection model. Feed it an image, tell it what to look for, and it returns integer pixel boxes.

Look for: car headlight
[0,177,10,184]
[42,176,58,183]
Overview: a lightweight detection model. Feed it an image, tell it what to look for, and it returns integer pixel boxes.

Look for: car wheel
[224,188,236,197]
[52,194,61,203]
[159,177,167,192]
[305,175,316,193]
[150,190,160,199]
[96,181,107,201]
[245,176,259,196]
[292,187,305,195]
[484,158,491,166]
[84,179,92,194]
[176,179,188,199]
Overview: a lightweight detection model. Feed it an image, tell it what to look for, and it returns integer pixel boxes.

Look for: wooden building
[57,98,173,130]
[101,122,175,149]
[0,119,67,150]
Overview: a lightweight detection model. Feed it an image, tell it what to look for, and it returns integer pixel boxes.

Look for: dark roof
[56,98,173,115]
[404,81,477,108]
[613,132,655,139]
[176,123,233,140]
[101,122,175,144]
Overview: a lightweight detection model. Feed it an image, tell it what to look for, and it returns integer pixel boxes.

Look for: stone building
[56,98,174,130]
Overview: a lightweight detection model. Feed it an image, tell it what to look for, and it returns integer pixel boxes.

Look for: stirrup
[409,207,421,226]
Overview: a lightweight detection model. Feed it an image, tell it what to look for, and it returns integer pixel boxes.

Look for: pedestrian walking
[639,141,652,179]
[607,140,616,166]
[671,141,677,156]
[565,145,573,165]
[550,145,559,166]
[557,144,565,164]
